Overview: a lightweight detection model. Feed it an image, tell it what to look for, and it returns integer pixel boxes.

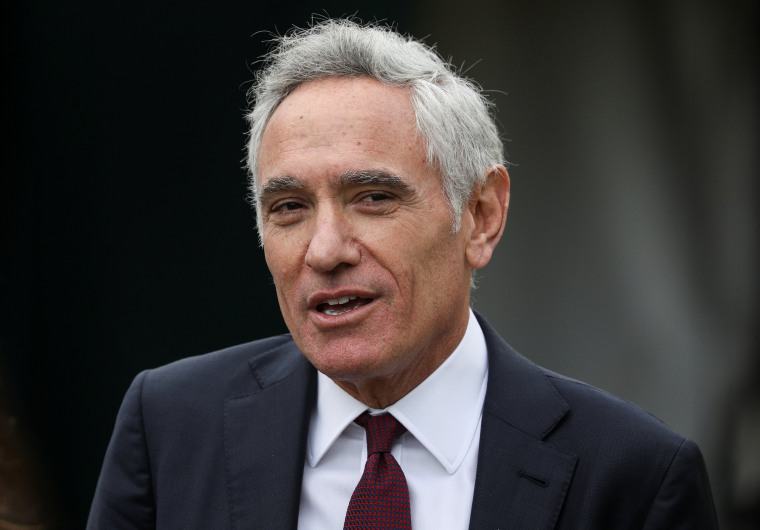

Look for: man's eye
[273,201,304,212]
[360,192,391,202]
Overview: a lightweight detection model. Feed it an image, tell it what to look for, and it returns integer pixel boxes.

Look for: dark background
[2,1,757,528]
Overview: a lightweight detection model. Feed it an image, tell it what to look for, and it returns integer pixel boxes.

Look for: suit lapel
[224,340,316,530]
[470,315,577,530]
[221,318,576,529]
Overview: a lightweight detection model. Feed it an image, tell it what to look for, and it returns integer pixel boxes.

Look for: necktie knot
[355,412,407,455]
[345,412,411,529]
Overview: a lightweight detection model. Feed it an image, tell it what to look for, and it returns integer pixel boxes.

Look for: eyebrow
[337,170,412,193]
[259,170,413,204]
[258,176,306,204]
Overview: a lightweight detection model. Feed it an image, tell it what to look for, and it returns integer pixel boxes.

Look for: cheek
[371,237,449,304]
[263,250,282,283]
[264,232,303,280]
[264,254,297,317]
[418,234,469,293]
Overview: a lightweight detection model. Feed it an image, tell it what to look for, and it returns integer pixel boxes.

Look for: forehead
[257,77,427,185]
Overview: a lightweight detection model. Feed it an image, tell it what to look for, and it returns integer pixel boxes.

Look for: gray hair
[245,19,505,238]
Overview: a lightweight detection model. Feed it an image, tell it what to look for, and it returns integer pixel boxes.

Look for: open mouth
[316,295,373,316]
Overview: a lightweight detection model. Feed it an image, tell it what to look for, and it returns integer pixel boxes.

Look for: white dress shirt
[298,309,489,529]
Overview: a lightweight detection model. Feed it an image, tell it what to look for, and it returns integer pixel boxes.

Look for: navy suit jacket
[88,314,717,529]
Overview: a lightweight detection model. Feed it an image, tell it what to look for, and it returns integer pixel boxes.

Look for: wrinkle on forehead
[260,78,417,151]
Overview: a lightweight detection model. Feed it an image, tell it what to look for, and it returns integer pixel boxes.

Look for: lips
[316,295,373,316]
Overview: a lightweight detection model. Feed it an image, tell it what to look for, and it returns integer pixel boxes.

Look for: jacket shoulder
[543,371,716,528]
[137,334,306,407]
[544,370,686,448]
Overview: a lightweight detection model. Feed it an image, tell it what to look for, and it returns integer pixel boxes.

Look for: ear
[465,165,510,270]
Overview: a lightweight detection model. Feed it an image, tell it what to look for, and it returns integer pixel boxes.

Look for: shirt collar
[306,309,489,474]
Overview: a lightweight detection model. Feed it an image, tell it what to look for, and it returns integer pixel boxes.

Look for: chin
[304,345,398,382]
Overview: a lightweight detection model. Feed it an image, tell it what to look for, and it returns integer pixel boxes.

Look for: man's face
[257,77,473,404]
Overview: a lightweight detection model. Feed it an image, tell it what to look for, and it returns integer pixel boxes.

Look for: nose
[305,208,360,273]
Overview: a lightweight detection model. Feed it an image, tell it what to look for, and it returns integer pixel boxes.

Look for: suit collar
[470,313,577,530]
[224,338,315,530]
[222,316,578,529]
[307,308,489,475]
[477,313,569,439]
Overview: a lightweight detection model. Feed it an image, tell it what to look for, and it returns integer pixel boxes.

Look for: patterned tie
[344,412,412,529]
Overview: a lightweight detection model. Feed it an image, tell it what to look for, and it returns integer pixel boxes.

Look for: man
[88,19,717,529]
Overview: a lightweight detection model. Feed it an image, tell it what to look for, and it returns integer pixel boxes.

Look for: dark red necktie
[343,412,412,529]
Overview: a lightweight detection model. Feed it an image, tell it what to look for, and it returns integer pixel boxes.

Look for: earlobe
[465,165,510,270]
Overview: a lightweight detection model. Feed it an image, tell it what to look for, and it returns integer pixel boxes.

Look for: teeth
[324,295,357,306]
[323,307,351,316]
[319,295,363,316]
